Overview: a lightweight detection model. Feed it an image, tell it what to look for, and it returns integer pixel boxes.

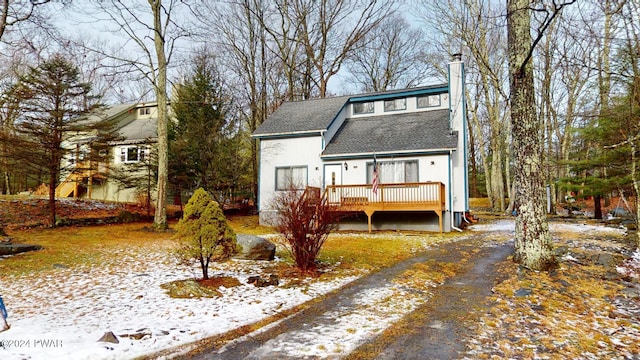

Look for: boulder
[98,331,119,344]
[247,274,280,287]
[514,288,533,297]
[233,235,276,261]
[0,244,43,256]
[119,328,152,340]
[594,253,617,267]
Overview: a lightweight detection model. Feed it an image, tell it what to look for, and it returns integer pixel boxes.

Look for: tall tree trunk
[490,143,505,211]
[507,0,557,271]
[594,194,603,220]
[632,142,640,247]
[151,0,168,230]
[467,113,479,197]
[48,171,57,227]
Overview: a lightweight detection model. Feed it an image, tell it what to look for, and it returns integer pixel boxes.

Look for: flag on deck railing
[372,155,379,195]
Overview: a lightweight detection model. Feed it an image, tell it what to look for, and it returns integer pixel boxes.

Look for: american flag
[372,156,379,195]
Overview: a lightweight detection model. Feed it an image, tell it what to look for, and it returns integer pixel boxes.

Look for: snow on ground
[469,218,627,236]
[0,220,635,359]
[0,245,357,360]
[618,250,640,279]
[235,278,435,358]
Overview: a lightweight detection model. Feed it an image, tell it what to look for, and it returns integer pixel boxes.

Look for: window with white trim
[367,160,418,184]
[384,98,407,112]
[353,102,374,114]
[68,150,87,165]
[417,94,441,108]
[275,166,307,190]
[120,146,149,163]
[139,107,151,115]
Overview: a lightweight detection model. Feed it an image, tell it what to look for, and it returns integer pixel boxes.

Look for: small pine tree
[176,188,238,279]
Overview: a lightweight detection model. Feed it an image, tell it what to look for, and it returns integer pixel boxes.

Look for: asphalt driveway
[181,229,513,360]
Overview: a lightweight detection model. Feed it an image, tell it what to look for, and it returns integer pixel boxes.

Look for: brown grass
[467,229,639,359]
[1,222,174,277]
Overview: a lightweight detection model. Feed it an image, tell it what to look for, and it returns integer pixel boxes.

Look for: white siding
[333,155,451,206]
[258,136,324,224]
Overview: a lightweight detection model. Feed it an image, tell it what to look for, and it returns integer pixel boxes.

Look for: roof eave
[252,130,324,139]
[321,147,456,160]
[108,137,158,146]
[348,85,449,103]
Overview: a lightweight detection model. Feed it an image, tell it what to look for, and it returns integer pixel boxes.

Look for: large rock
[98,331,119,344]
[233,235,276,261]
[0,244,43,256]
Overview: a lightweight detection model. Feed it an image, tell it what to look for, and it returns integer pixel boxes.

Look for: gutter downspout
[462,213,471,224]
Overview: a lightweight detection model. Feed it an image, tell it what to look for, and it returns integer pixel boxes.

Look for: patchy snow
[0,220,636,359]
[548,221,628,235]
[236,281,433,358]
[469,218,628,236]
[0,246,357,360]
[618,250,640,279]
[468,219,515,232]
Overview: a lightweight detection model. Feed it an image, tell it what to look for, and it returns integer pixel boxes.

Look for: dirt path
[182,229,513,360]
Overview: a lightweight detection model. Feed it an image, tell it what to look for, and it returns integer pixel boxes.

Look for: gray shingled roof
[322,109,457,157]
[253,85,448,138]
[116,118,157,144]
[253,95,351,137]
[81,103,137,123]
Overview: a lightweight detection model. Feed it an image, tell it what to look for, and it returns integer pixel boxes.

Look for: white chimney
[447,53,469,214]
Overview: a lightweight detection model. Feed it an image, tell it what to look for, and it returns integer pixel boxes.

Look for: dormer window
[417,94,441,108]
[384,98,407,112]
[353,102,374,114]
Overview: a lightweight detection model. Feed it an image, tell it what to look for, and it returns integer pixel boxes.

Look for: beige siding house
[57,102,159,203]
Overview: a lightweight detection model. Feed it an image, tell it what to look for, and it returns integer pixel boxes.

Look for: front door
[323,164,342,191]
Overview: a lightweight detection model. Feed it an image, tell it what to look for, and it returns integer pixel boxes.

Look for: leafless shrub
[273,186,341,272]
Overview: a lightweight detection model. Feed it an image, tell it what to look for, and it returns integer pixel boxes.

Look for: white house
[253,55,469,232]
[57,102,158,203]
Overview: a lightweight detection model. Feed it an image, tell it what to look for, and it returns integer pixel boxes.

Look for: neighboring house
[57,102,158,203]
[253,55,469,232]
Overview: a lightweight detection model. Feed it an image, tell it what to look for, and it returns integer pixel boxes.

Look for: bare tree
[603,0,640,246]
[419,0,511,212]
[288,0,397,97]
[0,0,51,42]
[259,0,310,100]
[508,0,576,270]
[194,1,274,204]
[345,14,432,92]
[66,0,191,230]
[0,0,52,240]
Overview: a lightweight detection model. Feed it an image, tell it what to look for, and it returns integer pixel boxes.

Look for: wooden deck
[56,161,108,198]
[321,182,446,232]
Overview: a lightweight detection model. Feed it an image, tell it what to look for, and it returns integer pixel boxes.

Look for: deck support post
[365,209,375,233]
[73,175,79,198]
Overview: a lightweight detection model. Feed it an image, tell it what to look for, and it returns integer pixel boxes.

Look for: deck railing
[323,182,445,209]
[303,182,446,232]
